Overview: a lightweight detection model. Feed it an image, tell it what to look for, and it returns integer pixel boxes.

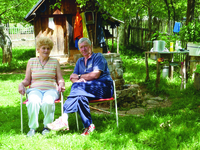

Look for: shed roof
[24,0,44,22]
[24,0,123,25]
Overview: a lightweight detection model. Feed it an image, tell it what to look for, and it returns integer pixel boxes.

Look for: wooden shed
[24,0,123,63]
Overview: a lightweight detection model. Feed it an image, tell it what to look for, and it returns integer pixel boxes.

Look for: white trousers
[26,88,59,130]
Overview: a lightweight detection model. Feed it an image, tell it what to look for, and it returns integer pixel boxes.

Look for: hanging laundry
[74,12,83,41]
[75,38,79,50]
[96,13,106,47]
[80,12,89,38]
[48,18,55,30]
[173,22,181,33]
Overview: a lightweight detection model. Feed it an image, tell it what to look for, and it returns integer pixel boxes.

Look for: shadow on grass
[14,49,35,61]
[88,107,200,149]
[1,96,200,149]
[0,98,80,135]
[0,73,25,81]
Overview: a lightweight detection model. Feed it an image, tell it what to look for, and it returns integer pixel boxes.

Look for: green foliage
[0,0,38,24]
[194,64,200,74]
[179,21,200,43]
[107,40,144,58]
[49,0,62,9]
[76,0,90,8]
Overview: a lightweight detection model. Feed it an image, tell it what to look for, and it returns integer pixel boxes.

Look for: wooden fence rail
[128,18,176,51]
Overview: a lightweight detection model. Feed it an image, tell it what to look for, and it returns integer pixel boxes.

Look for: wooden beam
[94,12,97,46]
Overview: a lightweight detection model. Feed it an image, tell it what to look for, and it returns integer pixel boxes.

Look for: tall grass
[1,46,200,149]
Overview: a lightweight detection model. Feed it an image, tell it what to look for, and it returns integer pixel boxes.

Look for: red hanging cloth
[74,12,83,40]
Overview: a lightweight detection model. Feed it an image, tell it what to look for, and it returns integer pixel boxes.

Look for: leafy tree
[0,0,38,64]
[186,0,195,25]
[75,0,187,46]
[0,0,38,24]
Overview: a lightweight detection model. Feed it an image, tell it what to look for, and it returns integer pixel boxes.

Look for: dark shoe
[27,129,35,137]
[42,128,50,135]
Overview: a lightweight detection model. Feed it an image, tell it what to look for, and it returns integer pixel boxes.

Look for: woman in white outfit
[18,37,65,137]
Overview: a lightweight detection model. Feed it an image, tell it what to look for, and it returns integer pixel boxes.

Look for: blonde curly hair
[36,37,54,50]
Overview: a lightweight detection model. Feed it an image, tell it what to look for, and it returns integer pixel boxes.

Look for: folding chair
[75,80,118,131]
[20,92,64,134]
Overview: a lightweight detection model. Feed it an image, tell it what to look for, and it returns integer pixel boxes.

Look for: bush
[0,47,35,72]
[179,21,200,43]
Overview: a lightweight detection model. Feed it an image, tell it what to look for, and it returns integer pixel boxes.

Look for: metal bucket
[162,66,169,79]
[153,40,165,52]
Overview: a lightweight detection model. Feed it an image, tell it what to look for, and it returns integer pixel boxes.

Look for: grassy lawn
[1,47,200,149]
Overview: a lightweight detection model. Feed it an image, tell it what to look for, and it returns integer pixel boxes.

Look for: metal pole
[21,94,23,134]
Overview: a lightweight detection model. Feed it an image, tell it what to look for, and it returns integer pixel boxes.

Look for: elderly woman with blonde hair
[18,36,65,137]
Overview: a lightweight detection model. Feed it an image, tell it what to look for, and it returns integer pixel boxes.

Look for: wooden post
[141,28,143,48]
[170,54,174,79]
[156,53,161,88]
[117,26,119,54]
[185,53,189,82]
[184,60,186,89]
[190,56,200,79]
[112,28,114,52]
[94,12,97,46]
[145,52,149,81]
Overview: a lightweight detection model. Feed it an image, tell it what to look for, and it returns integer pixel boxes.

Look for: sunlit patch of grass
[1,45,200,149]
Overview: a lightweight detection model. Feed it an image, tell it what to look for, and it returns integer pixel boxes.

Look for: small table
[145,51,189,89]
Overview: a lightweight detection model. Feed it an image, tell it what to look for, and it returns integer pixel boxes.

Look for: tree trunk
[170,0,176,30]
[148,0,152,41]
[164,0,171,34]
[123,7,127,46]
[186,0,195,25]
[127,24,130,45]
[0,25,12,64]
[136,9,140,45]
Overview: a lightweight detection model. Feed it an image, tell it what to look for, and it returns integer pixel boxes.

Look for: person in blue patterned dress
[47,37,113,135]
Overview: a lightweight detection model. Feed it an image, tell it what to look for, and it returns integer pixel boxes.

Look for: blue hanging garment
[173,22,181,33]
[75,38,79,50]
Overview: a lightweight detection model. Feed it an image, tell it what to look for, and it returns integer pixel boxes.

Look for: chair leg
[114,97,119,127]
[113,80,119,127]
[75,112,79,131]
[61,92,63,116]
[110,101,112,115]
[20,94,23,134]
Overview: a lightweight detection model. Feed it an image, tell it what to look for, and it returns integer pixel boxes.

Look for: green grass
[0,47,36,72]
[1,46,200,149]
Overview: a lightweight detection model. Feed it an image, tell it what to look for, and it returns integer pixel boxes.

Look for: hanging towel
[74,12,83,40]
[173,22,181,33]
[80,12,89,38]
[48,18,55,30]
